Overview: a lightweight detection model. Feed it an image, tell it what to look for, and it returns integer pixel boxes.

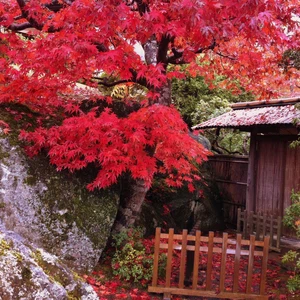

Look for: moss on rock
[0,104,119,272]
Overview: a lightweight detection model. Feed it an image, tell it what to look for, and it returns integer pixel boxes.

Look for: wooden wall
[253,135,300,217]
[209,137,300,235]
[208,154,248,226]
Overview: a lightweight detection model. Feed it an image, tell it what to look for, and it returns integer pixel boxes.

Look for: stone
[0,226,99,300]
[0,133,118,272]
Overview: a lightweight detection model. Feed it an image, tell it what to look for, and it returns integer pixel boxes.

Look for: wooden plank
[148,286,269,299]
[260,236,270,295]
[206,231,214,290]
[233,234,242,293]
[166,228,174,288]
[152,227,161,287]
[192,230,201,289]
[159,244,264,256]
[246,235,255,294]
[219,232,228,293]
[179,230,188,289]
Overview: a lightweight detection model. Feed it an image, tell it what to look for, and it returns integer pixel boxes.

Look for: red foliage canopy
[0,0,299,190]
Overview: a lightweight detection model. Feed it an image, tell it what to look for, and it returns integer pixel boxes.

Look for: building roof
[192,97,300,130]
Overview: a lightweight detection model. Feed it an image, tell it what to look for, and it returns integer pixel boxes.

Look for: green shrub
[111,228,166,285]
[282,190,300,293]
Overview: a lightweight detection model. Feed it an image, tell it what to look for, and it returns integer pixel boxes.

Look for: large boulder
[0,226,99,299]
[0,132,118,272]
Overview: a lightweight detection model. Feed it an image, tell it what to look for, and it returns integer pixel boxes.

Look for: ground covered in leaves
[84,232,300,300]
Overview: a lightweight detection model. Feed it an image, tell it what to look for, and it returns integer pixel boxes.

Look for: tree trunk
[112,179,150,234]
[112,37,172,234]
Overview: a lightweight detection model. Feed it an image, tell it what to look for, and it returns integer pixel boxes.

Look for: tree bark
[112,179,150,234]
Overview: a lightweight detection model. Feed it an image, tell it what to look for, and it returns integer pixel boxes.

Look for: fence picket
[152,227,161,287]
[246,235,255,293]
[179,230,188,289]
[233,234,242,293]
[206,231,214,290]
[255,213,260,239]
[237,209,281,252]
[219,232,228,293]
[260,236,270,295]
[192,230,201,289]
[148,228,270,299]
[166,228,174,287]
[276,216,282,250]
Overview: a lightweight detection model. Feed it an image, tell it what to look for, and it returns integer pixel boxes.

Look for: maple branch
[216,52,236,60]
[167,39,217,65]
[9,0,73,33]
[93,77,131,87]
[8,22,32,31]
[157,34,173,65]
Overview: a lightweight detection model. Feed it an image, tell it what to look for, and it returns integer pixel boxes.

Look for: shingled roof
[192,97,300,130]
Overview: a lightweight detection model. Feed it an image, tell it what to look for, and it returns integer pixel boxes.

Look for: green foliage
[282,190,300,293]
[283,190,300,237]
[172,76,253,154]
[280,49,300,71]
[111,228,166,285]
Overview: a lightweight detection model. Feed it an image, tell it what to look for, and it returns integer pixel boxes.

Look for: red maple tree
[0,0,299,231]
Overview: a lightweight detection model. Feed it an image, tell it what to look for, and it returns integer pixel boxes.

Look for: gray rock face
[0,135,118,272]
[0,227,99,300]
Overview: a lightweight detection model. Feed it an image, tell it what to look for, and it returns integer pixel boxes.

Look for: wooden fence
[148,227,270,300]
[208,155,248,227]
[237,209,282,252]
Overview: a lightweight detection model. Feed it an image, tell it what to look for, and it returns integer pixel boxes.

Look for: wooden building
[193,98,300,229]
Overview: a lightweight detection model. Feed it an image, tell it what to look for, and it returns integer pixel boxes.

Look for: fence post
[151,227,161,287]
[219,232,228,293]
[206,231,214,290]
[233,234,242,293]
[246,235,255,293]
[260,235,270,295]
[192,230,201,289]
[166,228,174,288]
[179,229,188,289]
